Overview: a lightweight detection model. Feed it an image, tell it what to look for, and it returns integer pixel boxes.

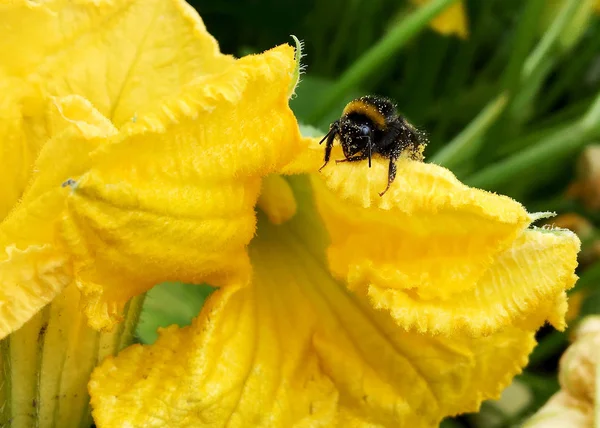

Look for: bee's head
[338,116,372,156]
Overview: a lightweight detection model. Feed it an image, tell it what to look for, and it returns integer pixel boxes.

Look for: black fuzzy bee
[319,95,427,196]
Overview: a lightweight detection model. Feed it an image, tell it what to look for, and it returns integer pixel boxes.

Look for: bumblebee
[319,95,426,196]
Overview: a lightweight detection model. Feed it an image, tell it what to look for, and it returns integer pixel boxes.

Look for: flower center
[257,174,298,225]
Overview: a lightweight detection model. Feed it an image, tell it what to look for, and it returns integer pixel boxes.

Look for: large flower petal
[62,45,301,330]
[0,0,234,221]
[313,145,531,298]
[0,96,117,339]
[0,1,302,334]
[89,177,537,427]
[309,145,579,335]
[366,229,579,335]
[0,0,234,127]
[0,73,46,220]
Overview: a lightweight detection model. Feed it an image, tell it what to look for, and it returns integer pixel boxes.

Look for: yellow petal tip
[257,175,297,225]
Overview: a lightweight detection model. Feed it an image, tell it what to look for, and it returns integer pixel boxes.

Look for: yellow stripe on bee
[342,100,387,128]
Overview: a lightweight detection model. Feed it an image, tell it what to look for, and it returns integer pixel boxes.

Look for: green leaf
[580,290,600,318]
[290,75,361,128]
[439,418,465,428]
[431,93,509,169]
[307,0,461,123]
[136,282,214,344]
[465,89,600,190]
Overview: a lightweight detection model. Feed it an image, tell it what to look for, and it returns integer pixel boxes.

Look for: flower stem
[0,286,145,428]
[465,90,600,190]
[465,122,582,189]
[521,0,581,82]
[581,89,600,134]
[307,0,459,123]
[538,27,600,115]
[501,0,546,92]
[431,93,509,168]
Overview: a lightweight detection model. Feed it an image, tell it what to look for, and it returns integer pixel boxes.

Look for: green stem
[508,56,555,126]
[465,90,600,190]
[501,0,546,92]
[534,96,595,129]
[581,90,600,133]
[0,289,146,428]
[495,121,572,159]
[465,122,583,189]
[323,0,360,75]
[430,2,490,143]
[431,93,509,168]
[521,0,581,81]
[538,26,600,115]
[307,0,459,123]
[496,96,594,159]
[401,34,450,119]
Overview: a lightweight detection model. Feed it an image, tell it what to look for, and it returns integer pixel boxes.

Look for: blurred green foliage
[193,0,600,203]
[138,1,600,426]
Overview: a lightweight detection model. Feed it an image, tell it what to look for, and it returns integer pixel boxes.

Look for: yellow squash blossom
[89,153,580,427]
[0,0,298,426]
[0,1,579,427]
[411,0,469,39]
[524,316,600,428]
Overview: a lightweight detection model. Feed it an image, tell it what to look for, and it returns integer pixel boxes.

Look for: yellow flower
[524,316,600,428]
[88,145,580,426]
[0,1,580,427]
[0,0,298,426]
[411,0,469,39]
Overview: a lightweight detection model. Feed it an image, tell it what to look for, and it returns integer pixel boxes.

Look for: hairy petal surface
[0,0,234,213]
[89,177,538,427]
[308,144,579,335]
[0,73,47,219]
[0,0,234,127]
[314,145,531,299]
[366,230,579,335]
[62,45,301,330]
[0,96,117,339]
[0,1,301,333]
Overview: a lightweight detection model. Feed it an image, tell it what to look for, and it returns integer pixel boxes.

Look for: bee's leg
[379,155,398,197]
[319,121,339,171]
[335,153,369,163]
